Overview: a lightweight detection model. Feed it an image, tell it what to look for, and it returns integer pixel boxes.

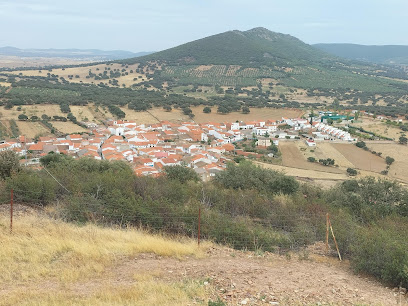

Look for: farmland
[16,121,49,138]
[366,142,408,183]
[352,117,406,141]
[331,143,386,173]
[51,121,87,134]
[256,140,403,187]
[8,63,147,88]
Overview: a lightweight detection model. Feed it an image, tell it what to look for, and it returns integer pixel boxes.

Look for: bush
[214,161,299,195]
[164,165,199,184]
[385,156,395,166]
[355,141,366,148]
[351,218,408,288]
[307,157,316,162]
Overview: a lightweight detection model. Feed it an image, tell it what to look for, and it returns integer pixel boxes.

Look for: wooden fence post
[197,206,201,246]
[10,189,13,234]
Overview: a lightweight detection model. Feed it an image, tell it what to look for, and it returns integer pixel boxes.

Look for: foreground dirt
[113,247,406,305]
[5,246,406,305]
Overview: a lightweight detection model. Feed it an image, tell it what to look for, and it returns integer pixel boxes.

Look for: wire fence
[0,187,330,252]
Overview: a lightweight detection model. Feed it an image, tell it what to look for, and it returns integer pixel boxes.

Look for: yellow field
[0,211,210,305]
[0,55,91,68]
[0,105,64,120]
[280,142,343,174]
[366,142,408,183]
[353,118,405,141]
[119,107,159,123]
[16,121,50,138]
[70,105,101,123]
[332,143,386,173]
[10,63,146,88]
[52,121,87,133]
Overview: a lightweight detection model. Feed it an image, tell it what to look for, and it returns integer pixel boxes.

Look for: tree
[163,105,172,112]
[182,107,193,116]
[60,103,71,113]
[355,141,366,148]
[41,114,50,120]
[164,165,199,183]
[203,106,211,113]
[18,114,28,121]
[217,106,229,114]
[399,136,407,145]
[385,156,395,166]
[307,157,316,162]
[347,168,358,176]
[242,106,250,114]
[0,150,21,179]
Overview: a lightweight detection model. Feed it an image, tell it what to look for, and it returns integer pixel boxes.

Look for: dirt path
[108,248,405,305]
[6,246,405,305]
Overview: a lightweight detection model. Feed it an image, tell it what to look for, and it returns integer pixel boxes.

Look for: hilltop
[129,27,335,66]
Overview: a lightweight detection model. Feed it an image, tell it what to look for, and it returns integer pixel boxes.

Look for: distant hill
[119,27,408,94]
[314,43,408,65]
[128,27,335,66]
[0,47,153,61]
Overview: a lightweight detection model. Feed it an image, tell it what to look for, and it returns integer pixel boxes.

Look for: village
[0,110,361,180]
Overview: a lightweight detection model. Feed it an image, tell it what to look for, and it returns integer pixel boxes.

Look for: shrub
[307,157,316,162]
[351,218,408,288]
[355,141,366,148]
[385,156,395,166]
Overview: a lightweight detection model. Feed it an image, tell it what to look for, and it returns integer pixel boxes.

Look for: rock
[203,281,209,286]
[241,299,248,305]
[401,287,407,294]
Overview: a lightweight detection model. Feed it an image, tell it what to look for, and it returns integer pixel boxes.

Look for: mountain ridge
[0,47,153,61]
[314,43,408,65]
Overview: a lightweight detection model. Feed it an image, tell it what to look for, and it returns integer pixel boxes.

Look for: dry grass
[2,280,208,306]
[0,211,210,305]
[9,63,145,87]
[52,121,87,133]
[331,143,386,173]
[366,143,408,183]
[280,142,343,174]
[353,118,405,140]
[70,105,99,123]
[16,121,50,138]
[0,56,90,69]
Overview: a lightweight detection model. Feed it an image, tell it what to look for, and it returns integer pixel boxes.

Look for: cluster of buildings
[313,123,356,142]
[0,112,359,179]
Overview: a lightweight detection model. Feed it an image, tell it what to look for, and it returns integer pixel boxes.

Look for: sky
[0,0,407,52]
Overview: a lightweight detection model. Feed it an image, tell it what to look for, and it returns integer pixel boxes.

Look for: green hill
[314,43,408,65]
[119,28,408,95]
[131,27,335,66]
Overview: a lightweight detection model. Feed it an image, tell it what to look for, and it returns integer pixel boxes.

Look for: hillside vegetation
[1,152,408,291]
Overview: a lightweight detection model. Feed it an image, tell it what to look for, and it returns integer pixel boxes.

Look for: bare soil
[280,142,343,174]
[332,144,386,173]
[6,245,405,305]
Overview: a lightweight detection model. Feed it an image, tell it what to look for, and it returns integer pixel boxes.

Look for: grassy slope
[0,211,210,305]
